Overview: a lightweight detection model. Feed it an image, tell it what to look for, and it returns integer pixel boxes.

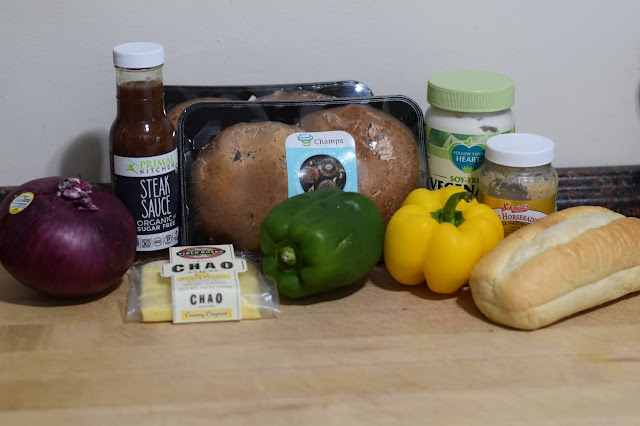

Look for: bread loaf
[469,206,640,330]
[298,104,420,223]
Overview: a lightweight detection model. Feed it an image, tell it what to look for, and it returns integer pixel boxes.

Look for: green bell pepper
[260,187,384,298]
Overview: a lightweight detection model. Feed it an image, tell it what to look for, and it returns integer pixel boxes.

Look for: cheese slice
[140,260,262,322]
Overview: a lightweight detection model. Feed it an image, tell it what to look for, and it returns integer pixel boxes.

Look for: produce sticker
[9,192,34,214]
[161,244,247,323]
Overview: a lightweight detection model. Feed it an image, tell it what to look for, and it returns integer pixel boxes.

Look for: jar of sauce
[478,133,558,237]
[109,42,179,255]
[425,70,515,196]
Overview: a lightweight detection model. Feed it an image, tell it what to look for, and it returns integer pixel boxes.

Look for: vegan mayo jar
[425,71,515,196]
[478,133,558,237]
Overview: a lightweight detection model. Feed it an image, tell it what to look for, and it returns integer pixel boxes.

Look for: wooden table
[1,263,639,425]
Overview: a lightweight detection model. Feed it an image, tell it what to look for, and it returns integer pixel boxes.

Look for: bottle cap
[486,133,555,167]
[427,71,515,113]
[113,42,164,69]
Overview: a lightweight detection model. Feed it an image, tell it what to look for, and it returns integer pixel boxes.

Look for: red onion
[0,177,136,297]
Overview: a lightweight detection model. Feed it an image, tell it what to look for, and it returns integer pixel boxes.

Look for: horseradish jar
[478,133,558,237]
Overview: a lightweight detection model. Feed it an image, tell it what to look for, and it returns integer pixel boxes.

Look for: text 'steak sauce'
[478,133,558,237]
[109,42,180,256]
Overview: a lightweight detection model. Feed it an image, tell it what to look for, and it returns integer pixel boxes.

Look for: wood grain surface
[0,263,639,425]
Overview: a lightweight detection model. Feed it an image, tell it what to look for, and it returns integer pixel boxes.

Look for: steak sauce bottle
[109,42,179,257]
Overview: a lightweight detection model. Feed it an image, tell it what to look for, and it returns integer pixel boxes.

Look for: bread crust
[469,206,640,330]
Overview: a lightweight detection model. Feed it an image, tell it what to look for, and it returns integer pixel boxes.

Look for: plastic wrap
[126,252,279,323]
[164,80,373,110]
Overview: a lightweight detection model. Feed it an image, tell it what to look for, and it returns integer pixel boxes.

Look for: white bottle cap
[486,133,555,167]
[113,42,164,69]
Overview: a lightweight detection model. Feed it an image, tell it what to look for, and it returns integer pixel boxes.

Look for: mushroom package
[188,103,422,252]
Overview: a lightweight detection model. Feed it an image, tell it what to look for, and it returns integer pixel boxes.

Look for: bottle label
[479,193,557,237]
[112,149,180,251]
[284,131,357,196]
[425,126,514,196]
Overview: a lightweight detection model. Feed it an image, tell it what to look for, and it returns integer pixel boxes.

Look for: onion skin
[0,177,136,297]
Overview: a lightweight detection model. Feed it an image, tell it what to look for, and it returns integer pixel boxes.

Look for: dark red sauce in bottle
[109,43,179,258]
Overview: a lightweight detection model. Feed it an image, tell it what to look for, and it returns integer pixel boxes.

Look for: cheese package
[127,257,279,323]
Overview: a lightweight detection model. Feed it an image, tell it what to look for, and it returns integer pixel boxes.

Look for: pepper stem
[431,191,474,226]
[275,240,301,271]
[279,245,297,266]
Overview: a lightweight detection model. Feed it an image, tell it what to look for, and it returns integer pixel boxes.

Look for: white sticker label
[162,245,247,323]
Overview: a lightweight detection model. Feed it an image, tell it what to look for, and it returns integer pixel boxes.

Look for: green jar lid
[427,71,515,113]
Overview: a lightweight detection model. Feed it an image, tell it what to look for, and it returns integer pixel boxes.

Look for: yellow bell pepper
[383,186,504,294]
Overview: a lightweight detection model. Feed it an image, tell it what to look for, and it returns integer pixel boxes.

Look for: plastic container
[478,133,558,237]
[109,42,180,255]
[163,81,375,134]
[164,80,373,110]
[424,71,515,196]
[175,95,426,251]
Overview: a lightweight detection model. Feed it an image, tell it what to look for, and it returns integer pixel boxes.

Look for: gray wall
[2,0,639,185]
